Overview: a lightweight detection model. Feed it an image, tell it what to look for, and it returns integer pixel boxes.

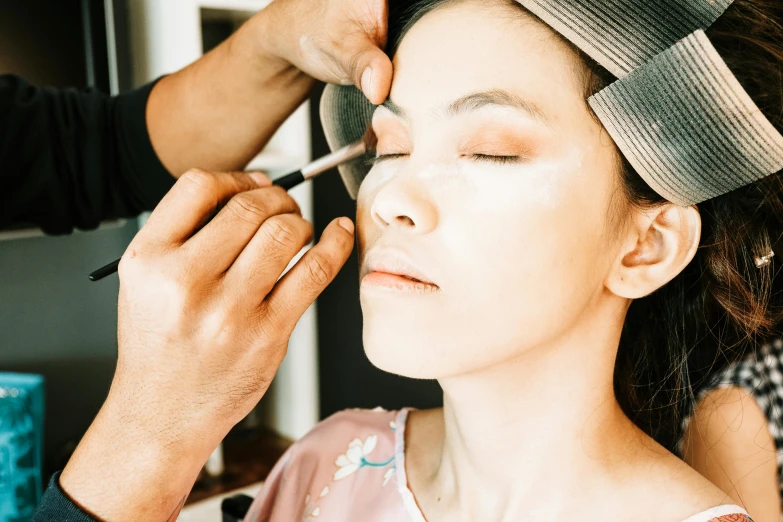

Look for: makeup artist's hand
[144,0,390,177]
[60,170,354,522]
[256,0,393,104]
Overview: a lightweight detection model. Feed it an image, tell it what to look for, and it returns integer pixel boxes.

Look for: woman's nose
[370,176,438,234]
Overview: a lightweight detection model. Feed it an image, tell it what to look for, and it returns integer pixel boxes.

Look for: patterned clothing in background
[246,408,753,522]
[681,338,783,519]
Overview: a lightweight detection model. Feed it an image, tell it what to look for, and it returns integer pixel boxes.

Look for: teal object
[0,374,44,522]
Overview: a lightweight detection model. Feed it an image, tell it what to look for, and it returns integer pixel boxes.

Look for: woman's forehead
[388,1,587,122]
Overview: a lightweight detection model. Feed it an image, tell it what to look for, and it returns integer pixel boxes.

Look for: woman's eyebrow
[446,90,551,124]
[380,89,551,125]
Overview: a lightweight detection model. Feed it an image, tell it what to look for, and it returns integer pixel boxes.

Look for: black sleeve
[32,472,98,522]
[0,75,176,234]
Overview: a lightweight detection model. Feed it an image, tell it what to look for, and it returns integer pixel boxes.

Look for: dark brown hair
[388,0,783,449]
[598,0,783,449]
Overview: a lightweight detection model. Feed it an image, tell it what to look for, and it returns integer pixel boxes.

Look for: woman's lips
[361,249,440,292]
[361,272,440,292]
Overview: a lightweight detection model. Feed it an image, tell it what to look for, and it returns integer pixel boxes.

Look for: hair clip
[754,233,783,268]
[755,250,775,268]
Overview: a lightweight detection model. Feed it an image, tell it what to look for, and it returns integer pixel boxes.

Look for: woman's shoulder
[616,430,751,522]
[679,339,782,455]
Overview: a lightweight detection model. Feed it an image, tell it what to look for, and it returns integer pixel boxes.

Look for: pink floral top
[245,408,753,522]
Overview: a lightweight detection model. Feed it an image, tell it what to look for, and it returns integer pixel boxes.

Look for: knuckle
[263,216,299,249]
[179,169,220,207]
[270,185,300,211]
[180,168,214,192]
[116,256,137,281]
[256,305,294,345]
[304,252,332,286]
[227,192,269,226]
[117,247,153,281]
[304,220,315,243]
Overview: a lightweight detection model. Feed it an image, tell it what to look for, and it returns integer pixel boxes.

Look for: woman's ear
[606,204,701,299]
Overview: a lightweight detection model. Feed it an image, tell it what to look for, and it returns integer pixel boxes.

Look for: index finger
[135,170,270,249]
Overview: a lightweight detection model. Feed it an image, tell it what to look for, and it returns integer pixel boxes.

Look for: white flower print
[301,495,318,521]
[383,466,395,486]
[300,422,399,521]
[333,435,378,480]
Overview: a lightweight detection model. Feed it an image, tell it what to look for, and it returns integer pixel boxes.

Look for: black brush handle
[272,170,304,191]
[88,170,305,282]
[88,258,121,282]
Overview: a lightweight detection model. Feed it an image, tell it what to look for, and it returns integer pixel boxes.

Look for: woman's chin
[362,325,461,379]
[364,346,441,379]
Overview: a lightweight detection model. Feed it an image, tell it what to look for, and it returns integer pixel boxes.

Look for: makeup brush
[88,136,373,282]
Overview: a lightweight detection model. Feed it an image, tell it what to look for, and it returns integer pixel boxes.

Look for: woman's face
[356,0,625,379]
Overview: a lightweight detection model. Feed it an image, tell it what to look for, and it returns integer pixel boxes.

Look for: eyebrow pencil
[88,140,369,282]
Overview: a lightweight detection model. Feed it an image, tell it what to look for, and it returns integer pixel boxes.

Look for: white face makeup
[356,0,626,379]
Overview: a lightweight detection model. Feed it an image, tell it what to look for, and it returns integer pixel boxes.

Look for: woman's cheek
[463,148,586,216]
[358,163,398,194]
[454,164,556,218]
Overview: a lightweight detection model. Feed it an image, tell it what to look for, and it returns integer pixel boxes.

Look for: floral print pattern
[333,435,395,480]
[297,410,398,520]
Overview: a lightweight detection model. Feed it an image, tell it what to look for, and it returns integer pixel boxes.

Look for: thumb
[346,44,393,105]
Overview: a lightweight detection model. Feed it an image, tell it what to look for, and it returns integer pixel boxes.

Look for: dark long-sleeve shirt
[0,74,175,233]
[0,74,175,520]
[35,473,97,521]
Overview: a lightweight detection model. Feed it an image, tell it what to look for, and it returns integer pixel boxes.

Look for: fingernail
[249,172,269,186]
[337,217,354,233]
[361,67,373,99]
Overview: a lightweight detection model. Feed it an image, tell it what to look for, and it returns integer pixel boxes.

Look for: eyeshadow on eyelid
[460,138,540,157]
[375,136,410,151]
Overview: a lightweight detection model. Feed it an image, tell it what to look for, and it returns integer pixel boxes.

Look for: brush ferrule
[301,140,367,179]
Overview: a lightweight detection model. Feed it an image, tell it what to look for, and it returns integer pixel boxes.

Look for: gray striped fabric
[519,0,733,78]
[320,84,376,199]
[589,30,783,206]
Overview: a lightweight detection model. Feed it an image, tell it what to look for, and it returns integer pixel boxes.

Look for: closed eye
[466,154,524,165]
[366,153,526,168]
[366,153,409,167]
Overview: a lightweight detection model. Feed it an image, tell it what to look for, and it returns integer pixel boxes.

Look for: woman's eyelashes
[366,152,409,166]
[367,152,527,166]
[467,153,525,165]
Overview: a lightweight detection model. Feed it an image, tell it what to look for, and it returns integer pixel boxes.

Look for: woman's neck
[406,300,654,520]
